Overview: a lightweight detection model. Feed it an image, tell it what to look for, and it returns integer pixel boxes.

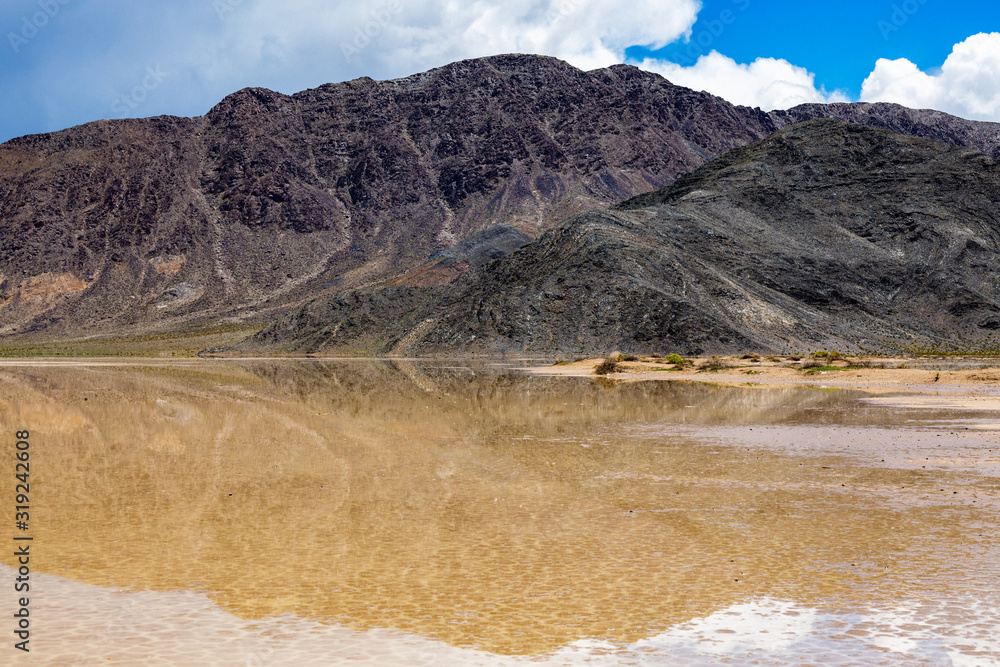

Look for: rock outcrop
[240,120,1000,356]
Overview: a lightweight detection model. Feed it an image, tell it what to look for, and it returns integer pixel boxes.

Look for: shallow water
[1,359,998,665]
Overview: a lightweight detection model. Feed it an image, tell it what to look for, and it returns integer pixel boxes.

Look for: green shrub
[666,353,684,365]
[803,365,843,374]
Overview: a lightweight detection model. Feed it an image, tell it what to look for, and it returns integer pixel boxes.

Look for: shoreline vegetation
[534,352,1000,400]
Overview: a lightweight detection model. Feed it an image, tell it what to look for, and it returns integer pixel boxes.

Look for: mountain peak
[242,116,1000,356]
[2,55,1000,344]
[619,118,992,211]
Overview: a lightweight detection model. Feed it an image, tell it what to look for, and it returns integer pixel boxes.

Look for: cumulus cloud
[0,0,702,142]
[860,32,1000,122]
[10,0,997,146]
[401,0,700,71]
[206,0,701,84]
[638,51,849,110]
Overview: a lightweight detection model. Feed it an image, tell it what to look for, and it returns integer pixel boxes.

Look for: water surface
[1,360,997,665]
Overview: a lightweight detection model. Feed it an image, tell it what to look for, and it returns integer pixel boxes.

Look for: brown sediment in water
[0,359,998,660]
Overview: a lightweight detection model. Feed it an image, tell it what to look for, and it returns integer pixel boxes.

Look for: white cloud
[637,51,849,110]
[860,32,1000,122]
[1,0,704,142]
[209,0,701,86]
[19,1,1000,146]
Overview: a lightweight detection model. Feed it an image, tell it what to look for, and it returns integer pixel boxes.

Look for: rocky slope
[0,55,775,339]
[772,102,1000,158]
[240,120,1000,356]
[3,54,1000,341]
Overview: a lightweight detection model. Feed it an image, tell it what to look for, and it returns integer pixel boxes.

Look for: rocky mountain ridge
[240,120,1000,356]
[2,54,999,346]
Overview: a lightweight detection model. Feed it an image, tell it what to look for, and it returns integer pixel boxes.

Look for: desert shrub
[740,353,761,362]
[802,358,827,369]
[594,358,621,375]
[814,350,829,358]
[843,359,883,370]
[666,353,684,365]
[621,354,639,362]
[829,351,842,360]
[698,355,731,371]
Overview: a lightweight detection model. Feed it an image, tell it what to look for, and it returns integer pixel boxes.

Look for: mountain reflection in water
[0,359,997,663]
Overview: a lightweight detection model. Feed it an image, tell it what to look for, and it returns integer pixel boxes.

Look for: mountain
[0,55,775,339]
[771,102,1000,158]
[2,54,999,343]
[239,119,1000,356]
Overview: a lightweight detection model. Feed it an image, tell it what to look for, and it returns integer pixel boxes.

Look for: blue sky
[626,0,1000,100]
[1,0,999,144]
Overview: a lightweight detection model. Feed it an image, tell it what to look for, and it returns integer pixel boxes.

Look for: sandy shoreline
[528,355,1000,410]
[5,352,1000,410]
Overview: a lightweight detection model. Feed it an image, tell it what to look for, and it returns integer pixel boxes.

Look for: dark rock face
[242,120,1000,356]
[3,54,1000,342]
[772,102,1000,158]
[391,224,533,287]
[0,55,777,338]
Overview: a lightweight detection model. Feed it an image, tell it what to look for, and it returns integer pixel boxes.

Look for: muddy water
[0,360,997,665]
